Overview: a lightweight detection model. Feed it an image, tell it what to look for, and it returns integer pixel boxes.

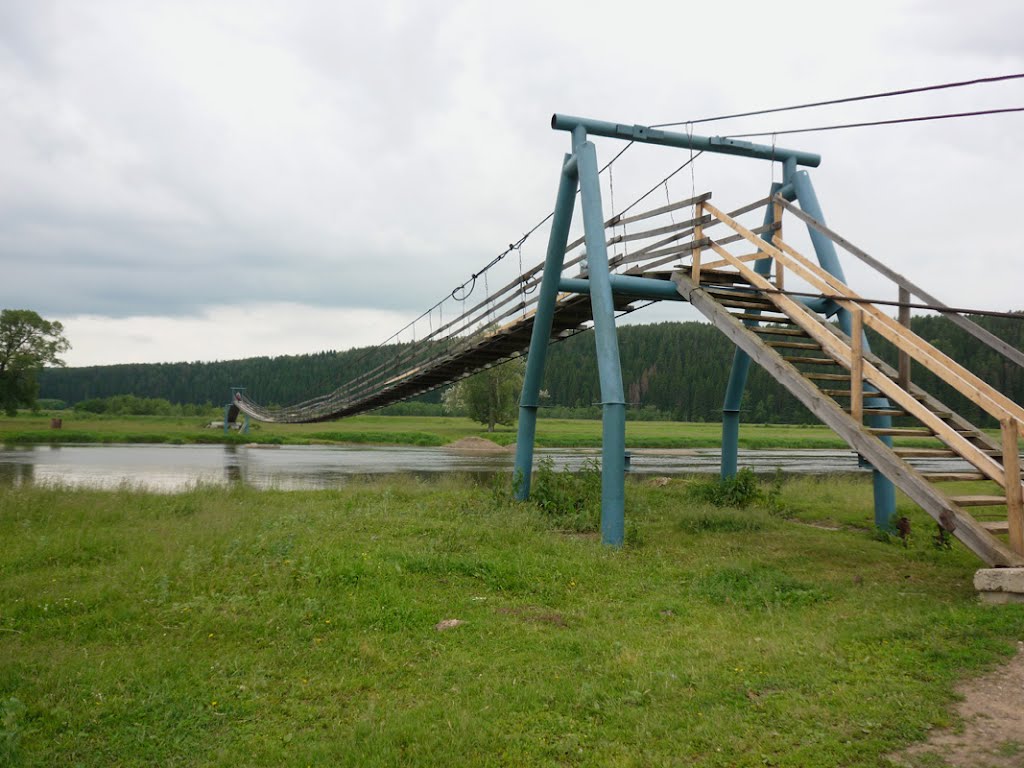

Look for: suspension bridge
[230,113,1024,572]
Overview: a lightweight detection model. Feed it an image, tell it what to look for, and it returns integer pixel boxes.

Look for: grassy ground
[0,412,969,450]
[2,474,1022,766]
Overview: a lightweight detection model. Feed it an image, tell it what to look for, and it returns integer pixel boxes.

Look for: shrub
[685,467,764,508]
[530,457,602,532]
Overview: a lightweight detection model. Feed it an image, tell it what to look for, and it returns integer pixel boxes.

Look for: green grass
[4,411,991,451]
[1,475,1022,766]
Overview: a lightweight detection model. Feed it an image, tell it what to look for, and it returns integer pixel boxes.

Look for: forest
[38,314,1024,427]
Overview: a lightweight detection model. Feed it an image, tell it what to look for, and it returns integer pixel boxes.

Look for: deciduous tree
[450,359,524,432]
[0,309,70,415]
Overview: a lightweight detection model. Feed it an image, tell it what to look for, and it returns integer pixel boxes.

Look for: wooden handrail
[704,237,1009,488]
[703,201,1024,432]
[774,195,1024,370]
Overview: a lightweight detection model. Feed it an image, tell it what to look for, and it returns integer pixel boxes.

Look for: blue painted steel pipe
[552,114,821,168]
[557,275,684,301]
[792,171,896,529]
[575,136,627,547]
[513,153,578,499]
[721,184,781,478]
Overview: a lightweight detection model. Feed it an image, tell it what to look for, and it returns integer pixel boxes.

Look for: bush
[684,468,787,513]
[72,395,218,417]
[529,457,602,532]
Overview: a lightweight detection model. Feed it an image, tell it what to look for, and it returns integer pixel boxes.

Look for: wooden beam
[703,236,1009,489]
[851,309,864,425]
[898,286,911,388]
[705,202,1024,431]
[772,233,1024,430]
[611,192,712,227]
[692,202,704,286]
[776,196,1024,370]
[1003,419,1024,556]
[673,271,1022,567]
[699,250,770,272]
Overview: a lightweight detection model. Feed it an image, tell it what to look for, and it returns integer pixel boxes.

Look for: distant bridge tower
[224,386,250,434]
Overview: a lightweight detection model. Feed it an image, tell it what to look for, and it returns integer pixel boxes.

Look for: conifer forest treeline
[39,315,1024,426]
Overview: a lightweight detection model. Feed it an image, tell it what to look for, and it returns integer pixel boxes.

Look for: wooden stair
[671,207,1024,567]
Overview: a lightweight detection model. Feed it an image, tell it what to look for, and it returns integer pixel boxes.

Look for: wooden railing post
[898,286,911,389]
[772,198,784,290]
[851,308,864,425]
[692,202,703,286]
[1002,419,1024,556]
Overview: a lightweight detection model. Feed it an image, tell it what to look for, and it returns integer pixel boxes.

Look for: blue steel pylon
[514,114,896,544]
[513,133,627,545]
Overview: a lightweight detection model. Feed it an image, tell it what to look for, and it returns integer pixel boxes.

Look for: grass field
[2,473,1022,766]
[0,411,969,451]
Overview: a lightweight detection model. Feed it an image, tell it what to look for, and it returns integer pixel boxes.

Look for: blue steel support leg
[721,182,783,478]
[576,137,627,547]
[513,153,578,499]
[791,171,896,529]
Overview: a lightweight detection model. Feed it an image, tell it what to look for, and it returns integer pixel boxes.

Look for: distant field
[0,411,946,450]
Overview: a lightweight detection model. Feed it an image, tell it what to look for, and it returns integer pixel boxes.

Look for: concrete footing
[974,568,1024,604]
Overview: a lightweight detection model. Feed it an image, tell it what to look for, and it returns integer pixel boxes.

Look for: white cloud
[60,303,416,366]
[1,0,1022,368]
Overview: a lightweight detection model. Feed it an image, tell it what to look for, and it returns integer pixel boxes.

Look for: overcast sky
[2,0,1022,368]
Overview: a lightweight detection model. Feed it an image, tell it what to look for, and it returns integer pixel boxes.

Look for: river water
[0,443,978,493]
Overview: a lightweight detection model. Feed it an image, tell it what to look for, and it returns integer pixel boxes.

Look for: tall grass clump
[527,457,602,532]
[684,467,785,511]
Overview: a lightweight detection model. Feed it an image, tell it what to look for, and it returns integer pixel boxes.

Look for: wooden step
[716,297,778,311]
[981,521,1010,533]
[803,372,851,381]
[785,355,840,366]
[821,389,854,397]
[847,408,907,417]
[750,326,809,338]
[733,312,796,324]
[892,448,955,458]
[766,341,823,351]
[684,268,752,286]
[922,472,987,482]
[868,427,936,437]
[824,389,923,400]
[705,287,769,303]
[950,495,1007,507]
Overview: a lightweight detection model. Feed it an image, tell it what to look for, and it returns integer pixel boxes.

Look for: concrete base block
[974,568,1024,603]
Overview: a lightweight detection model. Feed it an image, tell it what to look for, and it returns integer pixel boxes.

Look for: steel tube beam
[552,114,821,168]
[513,153,578,499]
[575,135,627,547]
[721,185,780,478]
[558,275,685,301]
[792,171,895,529]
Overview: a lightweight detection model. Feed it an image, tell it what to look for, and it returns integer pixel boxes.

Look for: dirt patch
[443,436,508,453]
[889,641,1024,767]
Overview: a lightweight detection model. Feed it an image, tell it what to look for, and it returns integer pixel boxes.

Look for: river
[0,443,979,493]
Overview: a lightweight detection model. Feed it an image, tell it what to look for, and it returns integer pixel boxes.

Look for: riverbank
[0,412,955,451]
[2,476,1022,765]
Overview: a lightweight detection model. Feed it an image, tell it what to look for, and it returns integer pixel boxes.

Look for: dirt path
[889,641,1024,767]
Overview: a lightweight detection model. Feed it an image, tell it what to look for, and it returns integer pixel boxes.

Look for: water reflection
[223,444,243,484]
[0,446,35,486]
[0,442,980,494]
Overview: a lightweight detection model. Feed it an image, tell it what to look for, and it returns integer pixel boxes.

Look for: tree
[0,309,71,415]
[448,358,525,432]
